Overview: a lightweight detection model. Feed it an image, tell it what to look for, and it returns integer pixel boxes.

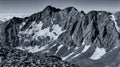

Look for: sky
[0,0,120,15]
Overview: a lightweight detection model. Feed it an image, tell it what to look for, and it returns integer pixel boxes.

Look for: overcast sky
[0,0,120,15]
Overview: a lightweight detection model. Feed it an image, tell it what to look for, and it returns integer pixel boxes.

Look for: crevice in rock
[102,26,107,38]
[91,16,99,43]
[83,16,89,29]
[70,21,78,36]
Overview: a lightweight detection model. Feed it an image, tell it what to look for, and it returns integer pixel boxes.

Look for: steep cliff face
[0,6,120,67]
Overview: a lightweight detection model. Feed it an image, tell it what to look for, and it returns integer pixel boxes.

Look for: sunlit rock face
[0,6,120,67]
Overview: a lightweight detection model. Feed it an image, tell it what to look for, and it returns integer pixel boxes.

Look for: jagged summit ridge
[43,5,61,12]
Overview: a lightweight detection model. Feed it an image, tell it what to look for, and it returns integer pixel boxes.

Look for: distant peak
[12,17,22,20]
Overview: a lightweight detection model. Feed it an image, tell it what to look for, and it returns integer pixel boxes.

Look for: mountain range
[0,5,120,67]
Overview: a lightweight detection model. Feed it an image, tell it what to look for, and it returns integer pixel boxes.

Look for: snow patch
[109,46,118,52]
[90,47,106,60]
[19,20,28,29]
[81,39,85,46]
[110,14,120,33]
[52,24,64,36]
[98,13,101,15]
[71,44,90,59]
[16,45,48,53]
[50,44,57,49]
[62,52,74,60]
[75,46,79,50]
[29,45,48,53]
[67,46,70,50]
[81,45,90,52]
[72,53,81,59]
[54,45,64,55]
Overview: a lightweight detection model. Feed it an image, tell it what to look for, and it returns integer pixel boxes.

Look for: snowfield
[90,47,106,60]
[19,21,66,41]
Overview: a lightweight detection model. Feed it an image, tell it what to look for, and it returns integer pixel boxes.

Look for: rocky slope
[0,47,80,67]
[0,5,120,67]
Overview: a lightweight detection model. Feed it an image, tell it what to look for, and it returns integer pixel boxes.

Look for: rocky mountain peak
[43,5,61,12]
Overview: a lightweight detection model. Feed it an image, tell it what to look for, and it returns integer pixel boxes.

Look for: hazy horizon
[0,0,120,15]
